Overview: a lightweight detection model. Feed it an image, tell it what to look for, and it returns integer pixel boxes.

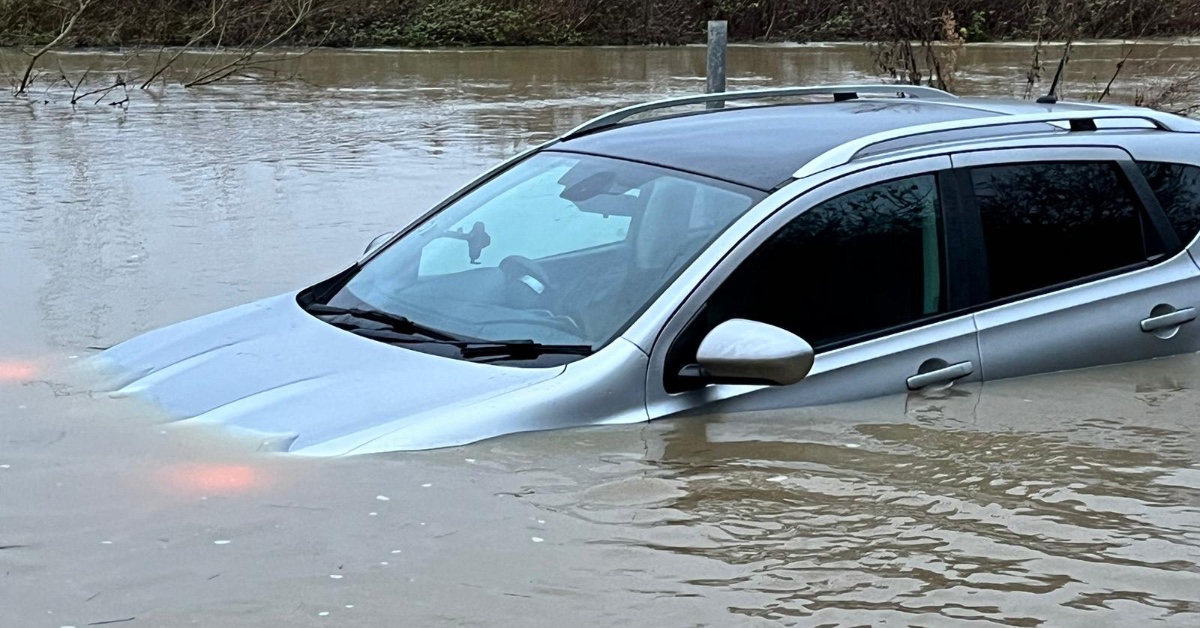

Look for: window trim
[951,152,1184,312]
[941,167,989,308]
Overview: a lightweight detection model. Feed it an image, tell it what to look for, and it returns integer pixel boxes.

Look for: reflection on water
[514,361,1200,625]
[2,44,1199,626]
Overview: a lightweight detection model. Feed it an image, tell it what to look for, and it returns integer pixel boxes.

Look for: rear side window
[970,162,1149,301]
[1138,161,1200,246]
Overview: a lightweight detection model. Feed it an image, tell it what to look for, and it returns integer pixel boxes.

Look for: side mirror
[363,232,395,257]
[694,319,814,386]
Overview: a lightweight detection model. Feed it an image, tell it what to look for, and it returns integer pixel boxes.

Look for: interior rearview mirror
[694,319,814,386]
[363,232,395,257]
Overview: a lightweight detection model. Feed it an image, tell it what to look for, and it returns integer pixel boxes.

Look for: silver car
[94,85,1200,455]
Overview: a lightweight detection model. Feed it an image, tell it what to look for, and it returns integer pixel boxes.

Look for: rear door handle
[1141,307,1197,332]
[907,361,974,391]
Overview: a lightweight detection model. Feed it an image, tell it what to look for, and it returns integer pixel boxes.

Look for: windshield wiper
[458,340,593,360]
[307,304,591,360]
[342,330,590,360]
[320,327,591,361]
[305,303,462,342]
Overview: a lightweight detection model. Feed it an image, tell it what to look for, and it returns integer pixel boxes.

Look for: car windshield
[321,151,763,354]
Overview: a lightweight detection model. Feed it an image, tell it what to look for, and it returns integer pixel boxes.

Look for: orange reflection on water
[0,360,38,382]
[160,463,268,495]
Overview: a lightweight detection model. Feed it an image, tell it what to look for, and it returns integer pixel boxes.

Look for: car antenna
[1037,39,1072,104]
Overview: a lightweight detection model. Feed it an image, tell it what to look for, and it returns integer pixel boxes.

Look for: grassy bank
[1,0,1197,49]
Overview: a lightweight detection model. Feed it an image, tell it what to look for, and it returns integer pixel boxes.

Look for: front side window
[320,152,762,354]
[970,161,1150,301]
[1138,161,1200,246]
[692,174,946,351]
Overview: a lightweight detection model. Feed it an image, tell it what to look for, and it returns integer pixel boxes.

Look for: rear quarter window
[1138,161,1200,246]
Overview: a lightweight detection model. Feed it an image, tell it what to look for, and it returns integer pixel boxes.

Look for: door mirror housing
[363,232,395,257]
[694,319,814,386]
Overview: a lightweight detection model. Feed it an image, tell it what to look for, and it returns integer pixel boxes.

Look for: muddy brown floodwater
[2,43,1199,627]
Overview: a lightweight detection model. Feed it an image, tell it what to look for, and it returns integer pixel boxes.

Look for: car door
[645,156,983,418]
[952,146,1200,381]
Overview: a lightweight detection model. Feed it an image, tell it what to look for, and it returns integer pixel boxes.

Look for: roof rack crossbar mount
[793,109,1194,179]
[563,84,956,140]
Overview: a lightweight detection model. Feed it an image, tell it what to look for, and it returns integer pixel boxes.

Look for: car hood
[89,293,567,455]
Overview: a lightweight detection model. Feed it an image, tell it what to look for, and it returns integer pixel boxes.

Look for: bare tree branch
[185,0,314,88]
[1097,15,1156,102]
[57,61,90,104]
[16,0,97,95]
[140,0,225,89]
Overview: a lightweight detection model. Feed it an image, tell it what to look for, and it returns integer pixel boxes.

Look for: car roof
[550,98,1116,191]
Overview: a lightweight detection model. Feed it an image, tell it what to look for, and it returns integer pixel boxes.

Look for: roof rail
[562,84,956,140]
[792,109,1200,179]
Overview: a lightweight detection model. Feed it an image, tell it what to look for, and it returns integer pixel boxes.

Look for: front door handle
[907,361,974,391]
[1140,307,1197,332]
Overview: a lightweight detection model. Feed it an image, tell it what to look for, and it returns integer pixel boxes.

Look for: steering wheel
[497,255,583,336]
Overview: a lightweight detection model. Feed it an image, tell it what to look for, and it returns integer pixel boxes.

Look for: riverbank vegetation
[1,0,1195,113]
[1,0,1197,48]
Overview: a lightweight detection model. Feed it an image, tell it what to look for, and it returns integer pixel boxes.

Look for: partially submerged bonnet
[87,294,579,455]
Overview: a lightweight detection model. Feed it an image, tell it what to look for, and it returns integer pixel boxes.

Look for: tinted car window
[1138,161,1200,246]
[970,162,1148,301]
[701,174,945,350]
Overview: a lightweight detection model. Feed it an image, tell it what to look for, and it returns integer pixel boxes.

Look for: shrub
[403,0,579,46]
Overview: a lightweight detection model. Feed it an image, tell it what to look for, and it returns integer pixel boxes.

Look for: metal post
[706,20,727,109]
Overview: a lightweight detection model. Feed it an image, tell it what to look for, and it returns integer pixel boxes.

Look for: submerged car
[95,84,1200,455]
